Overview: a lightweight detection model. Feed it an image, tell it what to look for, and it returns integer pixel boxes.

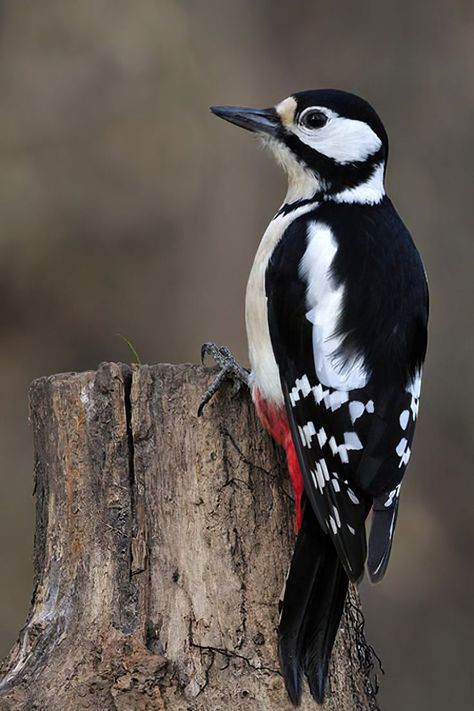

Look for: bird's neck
[283,161,386,210]
[284,165,323,204]
[329,163,386,206]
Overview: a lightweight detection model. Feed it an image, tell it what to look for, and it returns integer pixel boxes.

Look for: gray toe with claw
[198,342,250,416]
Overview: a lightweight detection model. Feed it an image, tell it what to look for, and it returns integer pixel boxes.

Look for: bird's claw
[198,342,250,416]
[201,342,232,367]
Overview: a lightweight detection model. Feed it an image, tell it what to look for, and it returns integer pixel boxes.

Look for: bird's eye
[300,110,328,130]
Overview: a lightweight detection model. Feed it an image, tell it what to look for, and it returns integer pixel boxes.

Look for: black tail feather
[302,545,349,702]
[278,509,323,704]
[279,503,348,705]
[368,497,399,583]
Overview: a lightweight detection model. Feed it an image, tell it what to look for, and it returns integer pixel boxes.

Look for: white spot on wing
[396,437,408,457]
[289,374,312,406]
[407,372,422,398]
[395,438,411,468]
[399,409,410,430]
[349,399,375,423]
[344,431,363,451]
[384,484,401,507]
[328,431,363,462]
[329,436,338,456]
[320,458,330,481]
[313,383,330,404]
[315,462,325,491]
[349,400,365,423]
[407,370,422,421]
[339,448,349,464]
[400,446,411,467]
[300,421,316,447]
[327,390,350,411]
[329,435,351,464]
[290,390,300,406]
[347,488,360,505]
[317,427,327,448]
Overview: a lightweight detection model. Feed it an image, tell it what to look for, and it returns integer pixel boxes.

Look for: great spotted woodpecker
[200,89,428,705]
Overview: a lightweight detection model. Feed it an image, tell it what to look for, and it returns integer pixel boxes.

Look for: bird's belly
[246,257,283,405]
[245,209,306,406]
[245,203,318,406]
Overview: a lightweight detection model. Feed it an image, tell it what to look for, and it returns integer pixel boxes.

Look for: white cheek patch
[294,109,382,165]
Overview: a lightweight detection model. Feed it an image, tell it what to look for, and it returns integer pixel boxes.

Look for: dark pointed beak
[210,105,279,137]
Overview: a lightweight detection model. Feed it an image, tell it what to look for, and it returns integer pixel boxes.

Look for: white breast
[245,203,316,405]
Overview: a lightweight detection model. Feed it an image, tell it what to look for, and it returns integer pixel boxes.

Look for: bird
[199,89,428,705]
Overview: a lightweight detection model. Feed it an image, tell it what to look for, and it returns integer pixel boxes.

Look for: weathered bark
[0,363,379,710]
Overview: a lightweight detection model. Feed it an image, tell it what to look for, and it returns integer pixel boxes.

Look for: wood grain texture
[0,363,377,710]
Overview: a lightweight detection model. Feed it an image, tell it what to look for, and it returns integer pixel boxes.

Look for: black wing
[266,203,428,582]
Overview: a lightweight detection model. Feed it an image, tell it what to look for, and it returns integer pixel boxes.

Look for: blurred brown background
[0,1,472,708]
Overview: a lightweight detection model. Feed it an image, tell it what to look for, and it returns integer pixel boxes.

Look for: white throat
[283,157,321,203]
[262,137,323,204]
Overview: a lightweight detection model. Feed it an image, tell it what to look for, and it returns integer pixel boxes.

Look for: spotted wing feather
[266,209,427,581]
[282,376,370,581]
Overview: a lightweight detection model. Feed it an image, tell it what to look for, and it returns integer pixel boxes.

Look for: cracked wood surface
[0,363,376,710]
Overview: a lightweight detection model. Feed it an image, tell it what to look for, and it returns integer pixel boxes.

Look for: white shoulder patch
[332,163,385,205]
[299,221,369,390]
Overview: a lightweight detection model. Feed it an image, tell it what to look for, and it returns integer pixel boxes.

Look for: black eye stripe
[299,110,328,130]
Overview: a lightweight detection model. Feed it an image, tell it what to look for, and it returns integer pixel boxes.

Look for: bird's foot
[198,342,250,416]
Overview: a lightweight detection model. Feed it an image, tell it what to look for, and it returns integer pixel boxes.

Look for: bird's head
[211,89,388,205]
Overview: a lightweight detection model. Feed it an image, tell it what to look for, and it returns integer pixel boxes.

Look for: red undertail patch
[254,390,304,531]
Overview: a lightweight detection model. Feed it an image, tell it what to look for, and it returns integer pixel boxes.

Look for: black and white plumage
[268,197,426,583]
[210,89,428,705]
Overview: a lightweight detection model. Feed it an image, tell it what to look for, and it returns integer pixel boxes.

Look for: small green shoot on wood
[116,333,142,366]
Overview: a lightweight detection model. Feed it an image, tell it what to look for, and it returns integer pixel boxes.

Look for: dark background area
[0,1,472,709]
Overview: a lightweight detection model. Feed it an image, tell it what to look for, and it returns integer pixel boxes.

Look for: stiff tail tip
[279,506,348,706]
[368,499,399,583]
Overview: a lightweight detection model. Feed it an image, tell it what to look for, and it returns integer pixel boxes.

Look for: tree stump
[0,363,378,710]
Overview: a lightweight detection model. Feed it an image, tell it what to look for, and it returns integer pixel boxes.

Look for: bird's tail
[279,501,348,705]
[368,493,400,583]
